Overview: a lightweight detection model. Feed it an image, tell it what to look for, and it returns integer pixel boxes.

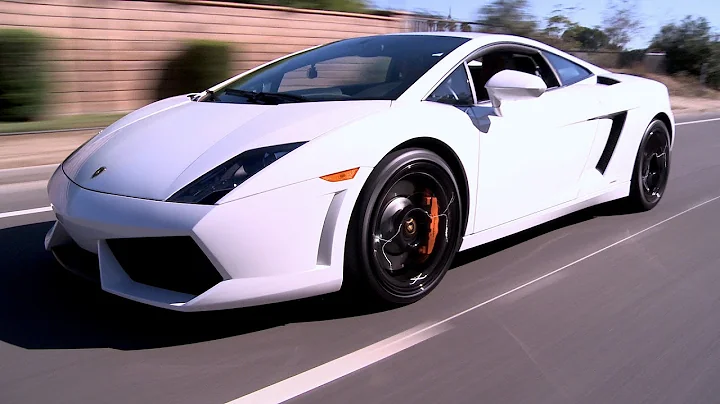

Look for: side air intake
[597,76,621,85]
[596,111,628,174]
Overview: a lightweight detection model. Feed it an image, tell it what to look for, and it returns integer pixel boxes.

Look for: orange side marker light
[320,168,359,182]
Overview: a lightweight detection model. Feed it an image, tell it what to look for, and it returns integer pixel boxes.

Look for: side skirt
[459,181,629,252]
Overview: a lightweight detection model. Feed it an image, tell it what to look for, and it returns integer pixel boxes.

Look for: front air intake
[106,236,223,296]
[51,241,101,283]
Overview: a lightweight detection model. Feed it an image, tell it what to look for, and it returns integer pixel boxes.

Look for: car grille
[106,236,223,296]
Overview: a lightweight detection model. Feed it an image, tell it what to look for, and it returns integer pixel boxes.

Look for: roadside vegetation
[2,0,720,131]
[468,0,720,94]
[0,36,231,133]
[155,40,233,101]
[649,16,720,91]
[420,0,643,54]
[0,29,49,122]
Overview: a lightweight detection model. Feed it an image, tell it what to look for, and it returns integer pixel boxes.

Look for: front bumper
[45,165,369,311]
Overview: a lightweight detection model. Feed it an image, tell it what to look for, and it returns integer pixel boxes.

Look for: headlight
[167,142,306,205]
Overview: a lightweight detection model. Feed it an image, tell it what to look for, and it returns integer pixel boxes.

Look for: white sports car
[45,32,674,311]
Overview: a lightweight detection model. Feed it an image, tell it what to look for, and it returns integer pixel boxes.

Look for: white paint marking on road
[227,193,720,404]
[676,117,720,126]
[225,322,451,404]
[0,206,52,219]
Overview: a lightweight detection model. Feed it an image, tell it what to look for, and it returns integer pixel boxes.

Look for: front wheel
[626,119,671,212]
[344,149,463,306]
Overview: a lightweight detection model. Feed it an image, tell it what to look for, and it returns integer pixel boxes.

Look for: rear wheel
[344,149,463,306]
[626,119,671,212]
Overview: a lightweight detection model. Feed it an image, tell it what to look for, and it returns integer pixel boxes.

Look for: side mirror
[485,70,547,117]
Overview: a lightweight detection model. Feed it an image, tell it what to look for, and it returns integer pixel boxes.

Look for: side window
[543,52,593,86]
[466,49,561,102]
[427,65,474,105]
[511,53,560,89]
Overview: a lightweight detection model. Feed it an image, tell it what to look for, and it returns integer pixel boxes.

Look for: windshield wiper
[223,89,309,104]
[256,91,310,103]
[223,88,260,100]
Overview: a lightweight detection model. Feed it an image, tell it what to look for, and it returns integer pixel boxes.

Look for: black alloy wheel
[344,149,463,305]
[628,119,671,211]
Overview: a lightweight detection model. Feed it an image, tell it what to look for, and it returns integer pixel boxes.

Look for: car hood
[62,96,391,201]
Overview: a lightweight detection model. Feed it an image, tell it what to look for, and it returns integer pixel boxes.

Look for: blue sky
[376,0,720,49]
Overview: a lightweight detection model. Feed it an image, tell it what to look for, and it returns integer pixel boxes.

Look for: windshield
[199,35,470,104]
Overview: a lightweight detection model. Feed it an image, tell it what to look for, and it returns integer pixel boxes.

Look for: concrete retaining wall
[0,0,409,115]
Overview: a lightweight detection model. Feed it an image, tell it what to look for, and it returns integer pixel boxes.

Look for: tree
[706,43,720,89]
[543,5,579,39]
[412,9,458,32]
[477,0,538,37]
[537,5,583,50]
[651,16,713,75]
[563,26,610,50]
[602,0,642,49]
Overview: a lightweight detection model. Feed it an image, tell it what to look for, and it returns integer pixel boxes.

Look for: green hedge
[0,29,49,122]
[155,40,232,100]
[705,47,720,90]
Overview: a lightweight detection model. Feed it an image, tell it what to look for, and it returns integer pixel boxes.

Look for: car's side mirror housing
[485,70,547,117]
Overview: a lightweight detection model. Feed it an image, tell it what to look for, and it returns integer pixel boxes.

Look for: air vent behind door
[596,111,628,174]
[597,76,621,85]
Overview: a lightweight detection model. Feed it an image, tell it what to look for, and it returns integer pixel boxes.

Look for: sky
[375,0,720,49]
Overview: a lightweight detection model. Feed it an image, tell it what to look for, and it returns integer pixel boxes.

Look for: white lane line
[227,193,720,404]
[0,206,52,219]
[226,322,451,404]
[676,117,720,126]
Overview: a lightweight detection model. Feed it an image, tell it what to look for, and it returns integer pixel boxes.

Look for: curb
[0,127,103,137]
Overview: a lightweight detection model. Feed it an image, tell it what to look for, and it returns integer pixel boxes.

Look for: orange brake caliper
[418,192,439,256]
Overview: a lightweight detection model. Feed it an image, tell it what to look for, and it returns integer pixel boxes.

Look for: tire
[625,119,671,212]
[343,148,464,306]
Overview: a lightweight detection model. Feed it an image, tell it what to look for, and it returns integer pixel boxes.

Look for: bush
[0,29,49,122]
[651,17,713,76]
[618,49,646,68]
[155,40,232,100]
[705,46,720,90]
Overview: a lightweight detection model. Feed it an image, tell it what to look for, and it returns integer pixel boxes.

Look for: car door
[465,47,603,231]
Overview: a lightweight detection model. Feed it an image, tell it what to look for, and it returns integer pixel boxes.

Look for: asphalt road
[2,114,720,404]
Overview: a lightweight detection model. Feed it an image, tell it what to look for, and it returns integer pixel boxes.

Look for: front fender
[218,100,481,233]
